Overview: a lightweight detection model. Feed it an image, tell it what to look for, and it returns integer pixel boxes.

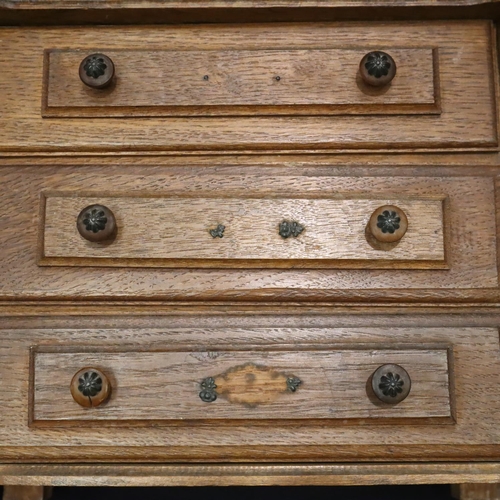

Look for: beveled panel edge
[3,462,500,486]
[3,0,500,9]
[41,47,440,118]
[2,8,500,31]
[37,191,448,269]
[29,343,453,427]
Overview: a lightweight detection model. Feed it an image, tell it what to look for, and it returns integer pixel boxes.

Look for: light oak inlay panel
[43,48,438,117]
[32,347,451,423]
[41,194,446,268]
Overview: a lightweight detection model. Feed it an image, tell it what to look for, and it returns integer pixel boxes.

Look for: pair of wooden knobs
[69,363,411,408]
[76,203,408,244]
[78,51,397,90]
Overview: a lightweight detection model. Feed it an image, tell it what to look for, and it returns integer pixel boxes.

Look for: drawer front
[0,21,496,153]
[32,347,451,423]
[0,165,497,302]
[44,47,438,117]
[41,193,445,268]
[0,315,499,463]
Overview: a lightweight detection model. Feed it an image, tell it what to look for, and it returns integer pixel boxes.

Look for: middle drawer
[0,165,497,301]
[40,192,445,269]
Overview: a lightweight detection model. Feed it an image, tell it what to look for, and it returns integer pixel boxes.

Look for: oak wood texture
[43,47,438,117]
[31,346,451,423]
[40,193,445,269]
[2,464,500,488]
[0,9,498,496]
[3,0,500,9]
[452,484,500,499]
[2,487,52,500]
[0,164,495,302]
[2,313,500,461]
[0,21,497,153]
[3,6,500,28]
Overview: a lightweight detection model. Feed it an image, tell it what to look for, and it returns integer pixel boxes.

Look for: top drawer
[0,21,497,153]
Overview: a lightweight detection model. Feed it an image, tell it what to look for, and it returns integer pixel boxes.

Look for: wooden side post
[451,484,500,500]
[3,486,53,500]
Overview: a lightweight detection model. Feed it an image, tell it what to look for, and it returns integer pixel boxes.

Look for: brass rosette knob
[79,53,115,89]
[371,363,411,404]
[360,51,397,87]
[76,204,117,242]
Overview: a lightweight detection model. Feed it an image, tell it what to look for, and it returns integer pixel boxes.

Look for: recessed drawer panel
[43,48,438,117]
[0,318,497,461]
[40,193,445,269]
[31,347,451,424]
[0,165,495,301]
[0,21,496,153]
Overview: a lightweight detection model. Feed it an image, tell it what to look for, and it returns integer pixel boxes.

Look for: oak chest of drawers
[1,2,500,499]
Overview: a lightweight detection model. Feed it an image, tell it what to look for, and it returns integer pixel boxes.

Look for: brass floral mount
[199,377,218,402]
[209,224,225,238]
[279,220,305,239]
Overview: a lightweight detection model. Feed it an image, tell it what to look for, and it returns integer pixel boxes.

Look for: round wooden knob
[76,204,117,242]
[70,368,111,408]
[79,53,115,89]
[368,205,408,243]
[359,51,396,87]
[371,364,411,404]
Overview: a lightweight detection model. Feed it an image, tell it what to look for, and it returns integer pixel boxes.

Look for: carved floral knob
[76,204,117,242]
[79,53,115,89]
[368,205,408,243]
[70,368,111,408]
[371,364,411,404]
[359,51,396,87]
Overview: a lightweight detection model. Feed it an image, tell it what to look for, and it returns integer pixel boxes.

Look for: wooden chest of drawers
[1,3,500,499]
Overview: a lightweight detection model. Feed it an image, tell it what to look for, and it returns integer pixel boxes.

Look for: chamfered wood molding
[4,0,500,8]
[3,463,500,487]
[1,4,500,26]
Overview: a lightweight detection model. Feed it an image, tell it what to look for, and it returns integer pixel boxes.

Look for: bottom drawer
[32,347,451,424]
[1,315,499,462]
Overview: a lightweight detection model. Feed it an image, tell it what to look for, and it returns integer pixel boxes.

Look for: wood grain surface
[0,164,495,302]
[0,22,496,152]
[0,2,499,495]
[3,0,500,9]
[2,463,500,488]
[0,313,498,461]
[31,347,451,422]
[43,47,438,117]
[2,486,52,500]
[451,484,500,500]
[41,193,445,268]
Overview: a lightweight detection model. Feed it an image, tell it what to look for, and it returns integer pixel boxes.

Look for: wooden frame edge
[2,462,500,487]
